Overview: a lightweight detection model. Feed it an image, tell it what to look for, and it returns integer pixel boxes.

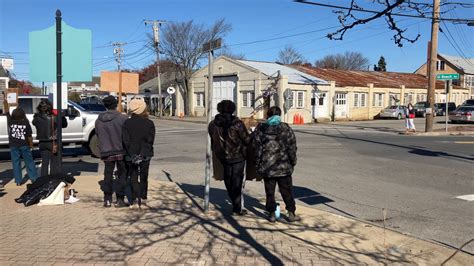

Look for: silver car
[379,105,407,120]
[449,106,474,123]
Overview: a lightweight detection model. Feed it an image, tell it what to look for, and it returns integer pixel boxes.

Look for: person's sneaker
[141,199,147,206]
[232,209,248,216]
[268,212,277,223]
[115,199,129,208]
[286,212,301,222]
[103,200,112,208]
[129,199,141,210]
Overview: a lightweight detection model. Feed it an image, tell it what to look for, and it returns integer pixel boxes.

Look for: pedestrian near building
[253,106,300,223]
[123,98,155,209]
[208,100,250,216]
[2,95,37,186]
[407,103,416,132]
[95,96,129,208]
[32,99,67,177]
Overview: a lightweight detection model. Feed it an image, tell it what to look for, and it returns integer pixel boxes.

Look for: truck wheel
[88,134,100,158]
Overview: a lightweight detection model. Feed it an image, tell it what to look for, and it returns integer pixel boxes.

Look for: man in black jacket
[95,96,128,208]
[208,100,250,215]
[253,106,299,223]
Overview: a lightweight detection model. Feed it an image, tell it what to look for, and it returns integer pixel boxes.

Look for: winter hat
[128,98,147,115]
[102,96,118,110]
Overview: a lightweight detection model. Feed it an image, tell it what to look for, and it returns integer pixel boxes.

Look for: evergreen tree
[376,56,387,72]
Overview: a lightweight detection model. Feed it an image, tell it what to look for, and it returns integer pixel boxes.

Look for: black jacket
[208,114,250,164]
[122,115,155,159]
[252,122,297,178]
[95,110,128,158]
[6,114,32,147]
[32,113,68,142]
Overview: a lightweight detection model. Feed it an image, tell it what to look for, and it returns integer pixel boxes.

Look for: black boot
[115,198,129,208]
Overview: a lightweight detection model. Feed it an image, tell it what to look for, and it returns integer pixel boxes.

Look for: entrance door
[315,92,329,118]
[335,93,348,118]
[212,76,237,117]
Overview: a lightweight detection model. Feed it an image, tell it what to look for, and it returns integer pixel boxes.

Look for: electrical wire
[440,21,474,67]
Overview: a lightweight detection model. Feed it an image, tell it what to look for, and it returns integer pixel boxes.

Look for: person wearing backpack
[123,98,155,209]
[2,95,37,186]
[253,106,300,223]
[208,100,250,215]
[95,96,129,208]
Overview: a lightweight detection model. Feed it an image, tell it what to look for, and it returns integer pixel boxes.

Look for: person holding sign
[2,94,37,186]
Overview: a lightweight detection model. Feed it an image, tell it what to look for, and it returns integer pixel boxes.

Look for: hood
[214,113,236,127]
[266,115,281,126]
[260,123,283,135]
[98,110,121,122]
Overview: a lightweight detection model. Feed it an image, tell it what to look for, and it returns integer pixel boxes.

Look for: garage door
[212,76,237,117]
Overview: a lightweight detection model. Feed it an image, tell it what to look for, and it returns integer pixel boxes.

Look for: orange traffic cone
[300,114,304,124]
[293,114,297,124]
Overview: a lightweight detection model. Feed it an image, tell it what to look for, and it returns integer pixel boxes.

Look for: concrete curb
[399,131,474,136]
[151,116,207,124]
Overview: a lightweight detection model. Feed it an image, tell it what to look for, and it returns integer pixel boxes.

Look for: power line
[294,0,474,23]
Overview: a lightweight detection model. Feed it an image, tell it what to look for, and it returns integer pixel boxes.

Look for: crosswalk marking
[454,194,474,201]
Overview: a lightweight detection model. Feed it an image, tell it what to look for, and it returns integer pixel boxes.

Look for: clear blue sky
[1,0,473,82]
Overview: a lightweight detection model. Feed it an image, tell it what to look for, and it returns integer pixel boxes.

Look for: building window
[195,92,204,107]
[353,92,367,108]
[372,93,384,107]
[465,75,474,88]
[404,93,414,104]
[335,93,347,105]
[241,91,255,108]
[389,93,400,105]
[318,93,325,105]
[436,60,446,71]
[296,91,304,108]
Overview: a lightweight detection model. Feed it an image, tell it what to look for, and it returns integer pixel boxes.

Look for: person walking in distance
[2,95,37,185]
[208,100,250,215]
[253,106,300,223]
[123,98,155,209]
[32,99,67,177]
[407,103,416,132]
[95,96,129,208]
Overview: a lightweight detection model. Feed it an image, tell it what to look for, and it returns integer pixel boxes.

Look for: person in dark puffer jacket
[95,96,129,208]
[253,106,300,223]
[209,100,250,215]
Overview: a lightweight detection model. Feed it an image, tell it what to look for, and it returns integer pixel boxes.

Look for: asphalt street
[0,118,472,254]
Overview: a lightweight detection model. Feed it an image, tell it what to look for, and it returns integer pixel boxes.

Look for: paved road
[0,118,472,254]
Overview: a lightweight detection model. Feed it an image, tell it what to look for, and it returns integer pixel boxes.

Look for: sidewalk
[0,175,472,265]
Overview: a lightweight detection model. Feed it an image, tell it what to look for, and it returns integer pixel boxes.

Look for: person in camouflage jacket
[253,106,300,223]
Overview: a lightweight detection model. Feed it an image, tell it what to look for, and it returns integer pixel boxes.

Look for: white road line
[454,194,474,202]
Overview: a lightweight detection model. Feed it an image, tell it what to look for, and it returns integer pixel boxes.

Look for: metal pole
[156,44,162,117]
[204,50,214,212]
[445,80,450,132]
[425,0,440,132]
[55,9,63,171]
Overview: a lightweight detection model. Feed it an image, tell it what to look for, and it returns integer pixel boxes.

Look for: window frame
[195,92,204,107]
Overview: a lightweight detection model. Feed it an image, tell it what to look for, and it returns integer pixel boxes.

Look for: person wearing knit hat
[123,98,155,209]
[128,98,147,115]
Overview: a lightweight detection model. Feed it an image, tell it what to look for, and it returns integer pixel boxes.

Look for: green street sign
[29,21,92,82]
[436,73,459,80]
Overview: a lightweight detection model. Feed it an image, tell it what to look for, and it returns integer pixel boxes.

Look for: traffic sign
[167,87,176,95]
[436,73,459,80]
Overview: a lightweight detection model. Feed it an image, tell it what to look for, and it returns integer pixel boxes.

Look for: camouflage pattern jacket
[252,122,297,178]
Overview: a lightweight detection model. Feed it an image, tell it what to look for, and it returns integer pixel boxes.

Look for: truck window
[18,98,33,114]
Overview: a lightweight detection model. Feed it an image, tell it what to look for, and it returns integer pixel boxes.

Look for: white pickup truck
[0,95,100,157]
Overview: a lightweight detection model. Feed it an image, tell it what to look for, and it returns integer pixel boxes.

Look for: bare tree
[295,0,472,47]
[160,19,231,115]
[314,51,369,70]
[215,45,246,60]
[277,45,306,65]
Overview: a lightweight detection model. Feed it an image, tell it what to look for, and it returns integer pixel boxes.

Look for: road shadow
[295,129,474,162]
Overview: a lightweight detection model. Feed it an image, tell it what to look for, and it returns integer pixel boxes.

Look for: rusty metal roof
[294,66,445,89]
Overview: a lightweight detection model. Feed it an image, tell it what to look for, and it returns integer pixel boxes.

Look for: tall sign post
[55,10,63,169]
[30,10,92,173]
[436,73,459,132]
[203,38,221,212]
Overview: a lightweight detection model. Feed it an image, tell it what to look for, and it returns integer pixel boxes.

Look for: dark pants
[102,160,127,202]
[128,160,150,201]
[223,160,246,212]
[264,175,296,213]
[10,146,37,184]
[39,142,60,177]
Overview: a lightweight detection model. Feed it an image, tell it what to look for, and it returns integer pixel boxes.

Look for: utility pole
[202,38,221,212]
[112,42,126,112]
[426,0,440,132]
[145,19,166,117]
[55,9,63,172]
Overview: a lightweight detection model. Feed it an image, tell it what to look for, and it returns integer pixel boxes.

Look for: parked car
[460,99,474,106]
[0,95,101,157]
[379,105,407,119]
[79,102,107,112]
[449,106,474,123]
[413,102,436,117]
[434,102,457,116]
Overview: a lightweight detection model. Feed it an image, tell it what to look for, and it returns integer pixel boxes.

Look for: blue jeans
[10,146,38,184]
